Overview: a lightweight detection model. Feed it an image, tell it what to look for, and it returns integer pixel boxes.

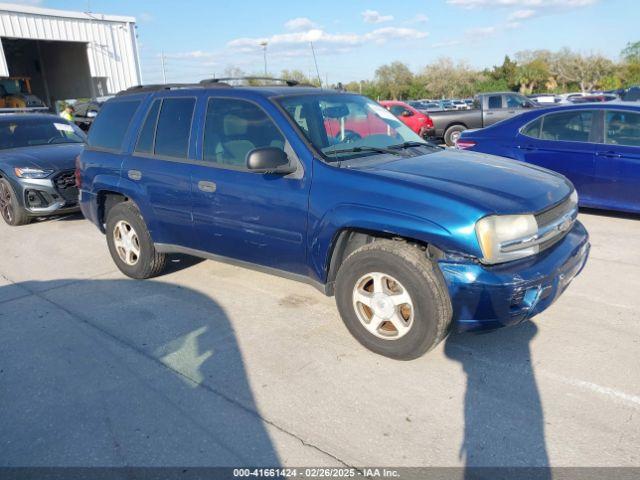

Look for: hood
[0,143,84,173]
[356,148,572,215]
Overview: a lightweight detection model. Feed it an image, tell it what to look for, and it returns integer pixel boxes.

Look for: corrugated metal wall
[0,7,140,95]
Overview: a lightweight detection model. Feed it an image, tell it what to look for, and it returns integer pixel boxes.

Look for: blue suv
[78,79,590,359]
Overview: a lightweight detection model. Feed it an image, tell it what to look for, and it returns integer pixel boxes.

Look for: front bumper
[439,221,590,332]
[12,171,79,217]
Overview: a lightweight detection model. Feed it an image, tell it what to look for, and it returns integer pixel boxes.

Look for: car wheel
[105,201,167,279]
[444,125,467,147]
[0,178,30,226]
[335,240,452,360]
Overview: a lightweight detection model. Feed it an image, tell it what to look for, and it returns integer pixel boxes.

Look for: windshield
[0,79,29,95]
[0,118,85,150]
[278,93,429,161]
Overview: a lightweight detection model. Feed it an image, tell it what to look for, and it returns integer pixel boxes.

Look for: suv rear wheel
[335,240,452,360]
[106,201,167,279]
[0,178,30,226]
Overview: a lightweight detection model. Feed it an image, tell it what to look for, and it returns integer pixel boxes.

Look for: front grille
[53,170,78,205]
[535,196,574,229]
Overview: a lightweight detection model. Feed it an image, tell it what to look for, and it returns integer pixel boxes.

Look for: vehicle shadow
[444,321,550,479]
[579,207,640,221]
[0,278,279,467]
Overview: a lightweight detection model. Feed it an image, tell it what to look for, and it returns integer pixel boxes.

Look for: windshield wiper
[324,146,408,157]
[388,141,440,150]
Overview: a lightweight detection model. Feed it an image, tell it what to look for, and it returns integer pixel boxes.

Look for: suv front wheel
[106,201,167,279]
[335,240,452,360]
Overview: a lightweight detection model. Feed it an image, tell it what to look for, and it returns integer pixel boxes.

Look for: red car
[379,101,434,138]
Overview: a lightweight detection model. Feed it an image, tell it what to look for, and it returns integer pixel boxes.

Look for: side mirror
[87,110,98,118]
[246,147,294,174]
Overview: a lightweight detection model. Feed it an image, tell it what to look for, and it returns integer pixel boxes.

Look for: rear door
[592,109,640,212]
[122,95,196,247]
[189,96,310,275]
[482,94,509,126]
[514,109,598,203]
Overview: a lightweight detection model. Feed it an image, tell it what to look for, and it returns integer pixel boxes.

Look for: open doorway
[2,38,94,108]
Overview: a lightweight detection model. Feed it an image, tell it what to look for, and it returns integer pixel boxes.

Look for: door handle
[595,151,622,158]
[127,170,142,181]
[516,145,537,151]
[197,180,217,193]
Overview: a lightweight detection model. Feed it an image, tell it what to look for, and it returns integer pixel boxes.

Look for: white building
[0,2,141,106]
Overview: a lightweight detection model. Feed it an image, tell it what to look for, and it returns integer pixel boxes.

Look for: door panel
[190,97,310,275]
[122,97,196,247]
[592,110,640,212]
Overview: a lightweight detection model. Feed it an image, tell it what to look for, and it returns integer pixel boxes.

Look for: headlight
[475,214,538,264]
[14,167,54,179]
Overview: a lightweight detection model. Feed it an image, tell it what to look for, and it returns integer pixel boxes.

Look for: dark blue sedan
[456,102,640,214]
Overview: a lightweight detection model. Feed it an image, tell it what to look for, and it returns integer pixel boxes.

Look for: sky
[30,0,640,85]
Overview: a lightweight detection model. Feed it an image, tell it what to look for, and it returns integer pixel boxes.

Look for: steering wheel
[337,130,362,144]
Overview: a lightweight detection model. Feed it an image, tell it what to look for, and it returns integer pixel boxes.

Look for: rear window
[521,117,542,139]
[88,100,140,151]
[487,96,502,109]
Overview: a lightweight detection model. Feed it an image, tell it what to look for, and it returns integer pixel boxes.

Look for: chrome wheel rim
[113,220,141,266]
[450,130,462,144]
[0,182,13,223]
[352,272,414,340]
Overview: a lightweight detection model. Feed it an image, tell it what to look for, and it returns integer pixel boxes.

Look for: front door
[190,96,310,275]
[515,109,598,205]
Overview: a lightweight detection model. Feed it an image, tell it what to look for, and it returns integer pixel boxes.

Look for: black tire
[335,240,452,360]
[0,178,31,226]
[105,201,167,279]
[444,124,467,147]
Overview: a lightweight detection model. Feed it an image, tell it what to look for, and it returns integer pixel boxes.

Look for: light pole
[260,41,268,76]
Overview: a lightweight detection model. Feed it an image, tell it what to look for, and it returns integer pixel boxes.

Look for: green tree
[622,41,640,63]
[374,61,414,100]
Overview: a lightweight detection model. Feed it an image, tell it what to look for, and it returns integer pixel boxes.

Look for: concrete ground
[1,210,639,468]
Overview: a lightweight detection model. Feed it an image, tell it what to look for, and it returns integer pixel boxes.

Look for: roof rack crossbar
[200,76,301,87]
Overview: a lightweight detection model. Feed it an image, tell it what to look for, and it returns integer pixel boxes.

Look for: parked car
[451,99,469,110]
[528,94,557,105]
[569,94,617,103]
[78,81,589,359]
[456,102,640,214]
[410,100,442,112]
[622,86,640,102]
[0,114,85,225]
[73,99,109,131]
[379,100,434,138]
[428,92,537,146]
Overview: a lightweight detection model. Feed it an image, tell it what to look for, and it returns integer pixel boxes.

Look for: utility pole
[260,41,268,76]
[160,51,167,84]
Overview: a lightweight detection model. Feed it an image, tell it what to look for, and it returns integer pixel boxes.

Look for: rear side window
[605,110,640,147]
[135,100,161,154]
[88,100,140,151]
[487,96,502,109]
[154,98,195,158]
[521,117,542,139]
[540,111,594,143]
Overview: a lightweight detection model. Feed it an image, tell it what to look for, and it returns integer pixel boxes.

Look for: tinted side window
[135,99,161,154]
[521,117,542,139]
[487,96,502,109]
[606,110,640,147]
[540,111,594,143]
[203,98,285,168]
[154,98,195,158]
[88,100,140,150]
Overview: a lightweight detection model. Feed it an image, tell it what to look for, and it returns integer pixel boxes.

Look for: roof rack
[200,76,303,87]
[116,82,231,96]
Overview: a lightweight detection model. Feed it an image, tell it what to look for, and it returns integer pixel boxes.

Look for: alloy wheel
[352,272,414,340]
[0,182,14,223]
[113,220,141,266]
